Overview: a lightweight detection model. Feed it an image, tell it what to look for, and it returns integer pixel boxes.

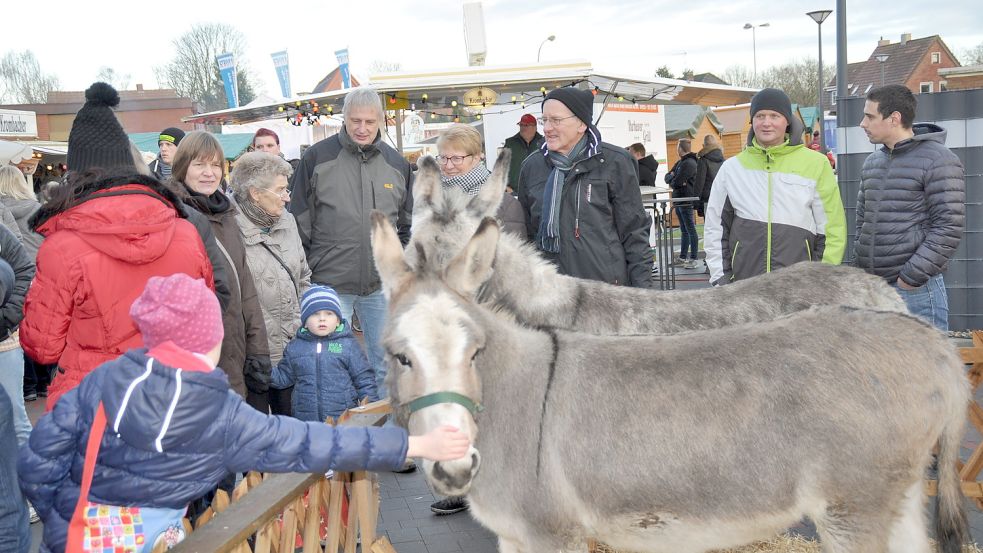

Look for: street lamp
[807,10,833,152]
[875,54,890,86]
[743,22,770,81]
[537,35,556,63]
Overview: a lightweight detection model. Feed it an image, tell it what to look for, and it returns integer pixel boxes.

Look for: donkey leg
[886,482,931,553]
[814,503,893,553]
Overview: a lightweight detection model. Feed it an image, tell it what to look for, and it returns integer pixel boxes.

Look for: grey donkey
[405,151,906,335]
[373,213,970,553]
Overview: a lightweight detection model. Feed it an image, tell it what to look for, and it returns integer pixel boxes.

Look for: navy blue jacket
[18,346,406,553]
[271,322,378,422]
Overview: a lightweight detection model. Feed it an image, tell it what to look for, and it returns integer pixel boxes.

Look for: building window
[920,82,933,93]
[864,84,873,94]
[940,81,948,92]
[831,90,837,104]
[931,52,941,64]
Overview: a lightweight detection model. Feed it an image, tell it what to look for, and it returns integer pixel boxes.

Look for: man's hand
[896,277,917,291]
[406,426,471,462]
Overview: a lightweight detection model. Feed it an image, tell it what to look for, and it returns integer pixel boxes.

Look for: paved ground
[23,258,983,551]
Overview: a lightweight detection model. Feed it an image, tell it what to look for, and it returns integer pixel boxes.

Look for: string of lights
[274,78,673,127]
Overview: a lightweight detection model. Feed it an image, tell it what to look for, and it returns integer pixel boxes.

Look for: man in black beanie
[516,87,651,288]
[703,87,846,286]
[149,126,185,181]
[66,82,134,174]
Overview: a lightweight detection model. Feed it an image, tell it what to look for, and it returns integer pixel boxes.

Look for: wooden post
[302,480,322,553]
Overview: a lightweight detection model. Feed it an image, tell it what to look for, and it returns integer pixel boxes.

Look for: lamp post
[537,35,556,63]
[807,10,833,151]
[875,54,890,86]
[743,22,770,81]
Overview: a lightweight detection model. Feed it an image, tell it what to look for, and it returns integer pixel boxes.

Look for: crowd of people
[0,77,965,552]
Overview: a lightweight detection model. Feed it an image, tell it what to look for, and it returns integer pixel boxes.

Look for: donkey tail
[934,388,969,553]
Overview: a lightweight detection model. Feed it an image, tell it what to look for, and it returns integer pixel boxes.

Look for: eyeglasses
[436,154,474,166]
[538,115,579,127]
[259,187,291,200]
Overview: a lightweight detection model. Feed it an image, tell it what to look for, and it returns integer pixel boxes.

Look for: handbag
[65,400,186,552]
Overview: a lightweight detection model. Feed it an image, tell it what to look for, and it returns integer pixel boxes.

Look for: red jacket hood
[36,184,181,265]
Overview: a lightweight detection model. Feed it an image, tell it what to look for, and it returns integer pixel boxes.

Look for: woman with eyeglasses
[230,151,312,416]
[169,132,273,414]
[436,124,525,237]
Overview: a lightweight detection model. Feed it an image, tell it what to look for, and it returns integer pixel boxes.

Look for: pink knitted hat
[130,273,223,354]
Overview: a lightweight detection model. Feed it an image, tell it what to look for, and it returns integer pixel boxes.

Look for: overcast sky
[7,0,981,97]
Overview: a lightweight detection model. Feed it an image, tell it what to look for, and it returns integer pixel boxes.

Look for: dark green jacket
[504,131,544,190]
[289,127,412,295]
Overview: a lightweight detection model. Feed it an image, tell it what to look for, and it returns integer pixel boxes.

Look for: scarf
[239,193,278,229]
[157,155,172,180]
[537,133,590,253]
[184,186,232,215]
[440,163,490,197]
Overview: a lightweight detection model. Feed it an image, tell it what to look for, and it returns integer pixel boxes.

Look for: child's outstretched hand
[406,426,470,462]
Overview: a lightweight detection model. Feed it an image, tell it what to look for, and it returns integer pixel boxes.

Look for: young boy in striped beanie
[271,285,379,422]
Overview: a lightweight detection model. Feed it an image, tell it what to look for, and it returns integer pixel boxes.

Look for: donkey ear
[370,210,411,298]
[468,149,510,218]
[444,217,500,297]
[412,156,443,211]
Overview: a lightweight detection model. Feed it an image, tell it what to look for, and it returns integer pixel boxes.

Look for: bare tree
[759,58,835,107]
[963,41,983,65]
[367,60,402,75]
[722,64,757,88]
[154,23,257,112]
[0,50,60,104]
[96,67,131,91]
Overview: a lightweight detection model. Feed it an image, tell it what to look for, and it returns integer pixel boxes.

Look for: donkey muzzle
[429,448,481,496]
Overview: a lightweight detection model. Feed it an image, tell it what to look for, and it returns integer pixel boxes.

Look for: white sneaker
[27,501,39,524]
[683,259,697,269]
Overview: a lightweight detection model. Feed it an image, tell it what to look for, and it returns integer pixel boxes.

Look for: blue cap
[301,285,343,324]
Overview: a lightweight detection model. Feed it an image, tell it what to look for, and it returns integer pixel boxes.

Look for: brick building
[0,84,193,141]
[825,34,961,107]
[937,65,983,91]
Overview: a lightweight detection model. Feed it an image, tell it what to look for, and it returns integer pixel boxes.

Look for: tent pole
[395,109,405,155]
[593,81,620,125]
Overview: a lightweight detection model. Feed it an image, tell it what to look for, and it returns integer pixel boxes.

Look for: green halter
[406,391,484,418]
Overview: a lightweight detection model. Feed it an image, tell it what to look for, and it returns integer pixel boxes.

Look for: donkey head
[405,150,510,274]
[371,210,500,496]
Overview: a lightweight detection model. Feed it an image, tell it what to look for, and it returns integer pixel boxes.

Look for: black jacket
[637,155,658,187]
[665,152,698,198]
[517,139,652,288]
[0,223,34,339]
[855,123,965,287]
[693,146,724,216]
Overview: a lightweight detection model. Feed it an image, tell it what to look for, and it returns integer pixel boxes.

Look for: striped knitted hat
[301,285,343,324]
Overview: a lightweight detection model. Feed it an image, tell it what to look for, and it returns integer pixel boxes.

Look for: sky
[6,0,982,98]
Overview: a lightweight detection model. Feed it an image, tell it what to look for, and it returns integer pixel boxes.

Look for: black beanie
[159,127,185,146]
[544,88,594,126]
[750,88,794,124]
[67,82,133,173]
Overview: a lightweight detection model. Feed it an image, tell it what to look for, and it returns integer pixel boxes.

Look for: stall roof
[183,61,758,126]
[665,105,724,140]
[130,132,255,160]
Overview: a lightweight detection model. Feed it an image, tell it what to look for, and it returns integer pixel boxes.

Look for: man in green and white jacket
[704,88,846,286]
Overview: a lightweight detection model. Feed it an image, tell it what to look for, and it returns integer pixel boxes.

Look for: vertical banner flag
[216,52,239,109]
[271,50,291,98]
[335,48,351,89]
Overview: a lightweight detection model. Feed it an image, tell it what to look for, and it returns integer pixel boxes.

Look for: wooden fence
[168,400,398,553]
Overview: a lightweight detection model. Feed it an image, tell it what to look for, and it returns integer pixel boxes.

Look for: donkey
[405,152,906,335]
[373,213,969,553]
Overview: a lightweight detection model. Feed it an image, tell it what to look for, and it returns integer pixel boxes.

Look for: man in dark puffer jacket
[857,85,965,330]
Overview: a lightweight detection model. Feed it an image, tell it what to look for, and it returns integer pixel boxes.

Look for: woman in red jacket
[19,82,214,410]
[21,171,215,410]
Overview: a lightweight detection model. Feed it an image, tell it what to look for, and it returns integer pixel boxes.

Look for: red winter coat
[20,180,215,410]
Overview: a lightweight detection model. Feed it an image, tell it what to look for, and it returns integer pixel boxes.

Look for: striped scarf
[536,133,593,253]
[440,163,490,196]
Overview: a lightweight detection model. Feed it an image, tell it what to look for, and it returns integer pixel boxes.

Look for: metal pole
[752,27,758,81]
[817,22,826,151]
[835,0,847,128]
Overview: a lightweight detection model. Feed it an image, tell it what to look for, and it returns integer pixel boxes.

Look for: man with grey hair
[289,86,413,421]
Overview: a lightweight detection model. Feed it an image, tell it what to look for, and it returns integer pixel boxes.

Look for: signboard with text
[0,109,38,138]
